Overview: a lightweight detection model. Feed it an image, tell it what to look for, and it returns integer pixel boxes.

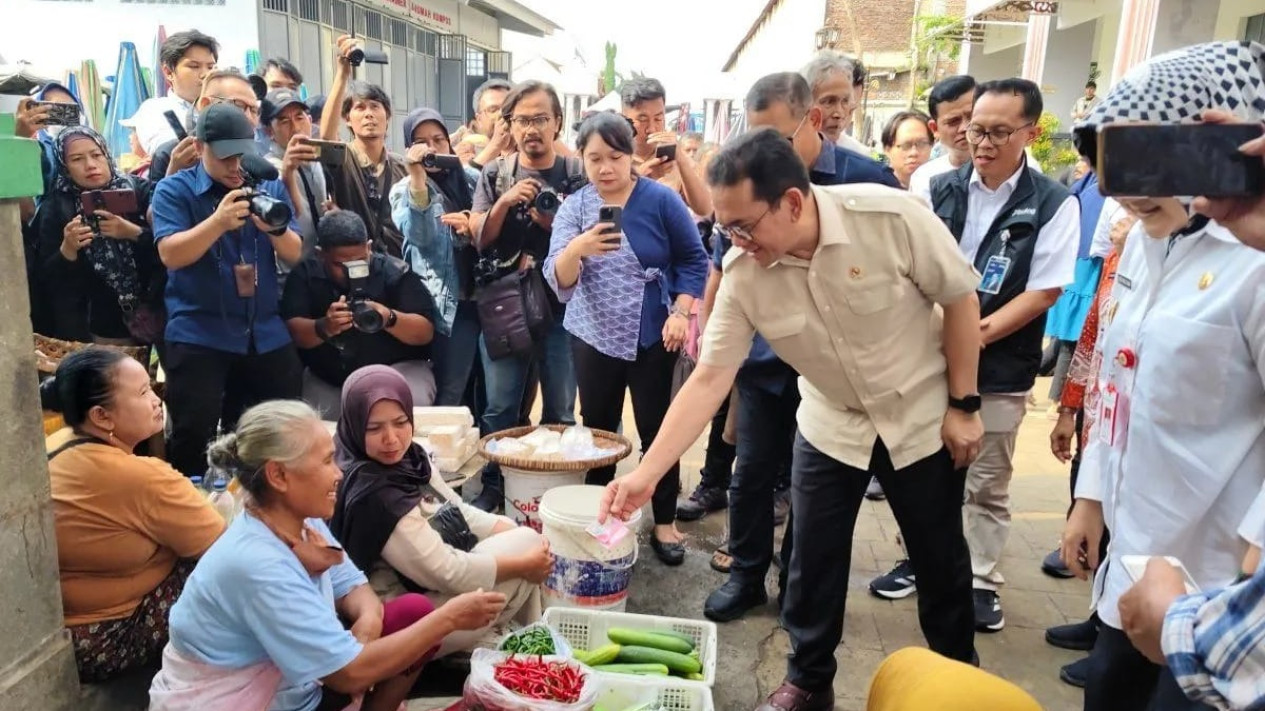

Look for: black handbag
[476,266,553,361]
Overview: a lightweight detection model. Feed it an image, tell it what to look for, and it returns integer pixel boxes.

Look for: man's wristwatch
[668,304,689,319]
[385,309,399,328]
[949,394,982,413]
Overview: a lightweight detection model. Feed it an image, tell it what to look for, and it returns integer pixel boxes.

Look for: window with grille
[1246,13,1265,44]
[261,0,286,10]
[296,0,319,21]
[466,47,486,76]
[391,19,408,47]
[365,10,383,40]
[328,0,349,30]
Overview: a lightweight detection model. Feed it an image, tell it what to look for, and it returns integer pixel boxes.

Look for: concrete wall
[1042,18,1098,128]
[725,0,828,98]
[970,43,1024,83]
[1152,0,1219,54]
[1215,0,1265,39]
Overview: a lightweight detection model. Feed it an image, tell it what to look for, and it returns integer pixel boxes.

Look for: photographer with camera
[26,125,162,345]
[320,34,409,258]
[261,88,327,259]
[150,103,304,479]
[282,210,438,418]
[468,80,584,511]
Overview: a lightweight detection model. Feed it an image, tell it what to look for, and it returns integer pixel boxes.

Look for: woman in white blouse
[1059,41,1265,711]
[330,365,552,655]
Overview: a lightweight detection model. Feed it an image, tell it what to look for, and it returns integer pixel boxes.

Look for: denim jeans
[478,319,576,436]
[432,300,482,407]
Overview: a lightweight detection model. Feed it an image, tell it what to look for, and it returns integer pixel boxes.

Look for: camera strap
[297,166,323,227]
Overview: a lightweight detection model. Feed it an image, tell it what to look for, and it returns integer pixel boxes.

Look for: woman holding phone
[28,125,162,345]
[544,112,710,566]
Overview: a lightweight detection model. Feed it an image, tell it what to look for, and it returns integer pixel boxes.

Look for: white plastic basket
[542,608,718,687]
[593,674,715,711]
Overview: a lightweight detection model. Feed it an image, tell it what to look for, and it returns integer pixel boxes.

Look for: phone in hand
[307,139,347,166]
[655,143,677,162]
[1120,555,1201,593]
[163,109,188,141]
[1098,123,1265,198]
[80,189,139,216]
[35,101,81,127]
[598,205,623,240]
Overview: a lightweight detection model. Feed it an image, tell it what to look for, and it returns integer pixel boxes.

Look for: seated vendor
[43,348,225,683]
[151,400,506,711]
[331,365,553,655]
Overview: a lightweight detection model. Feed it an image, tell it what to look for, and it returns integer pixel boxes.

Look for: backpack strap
[494,153,519,198]
[47,436,106,461]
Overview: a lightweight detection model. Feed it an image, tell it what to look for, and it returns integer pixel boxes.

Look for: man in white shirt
[800,51,870,155]
[910,75,977,203]
[130,30,219,155]
[1071,81,1101,123]
[923,78,1079,632]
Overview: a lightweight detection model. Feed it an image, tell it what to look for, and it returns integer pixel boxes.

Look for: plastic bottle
[208,480,235,523]
[189,475,205,497]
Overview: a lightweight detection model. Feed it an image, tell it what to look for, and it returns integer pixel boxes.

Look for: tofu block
[412,406,474,431]
[428,425,464,452]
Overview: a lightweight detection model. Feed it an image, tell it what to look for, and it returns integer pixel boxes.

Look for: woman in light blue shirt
[545,112,709,566]
[150,400,505,711]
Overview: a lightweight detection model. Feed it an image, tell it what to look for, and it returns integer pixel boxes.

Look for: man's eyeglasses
[718,205,772,243]
[210,96,260,117]
[966,122,1034,147]
[894,140,932,152]
[510,115,553,130]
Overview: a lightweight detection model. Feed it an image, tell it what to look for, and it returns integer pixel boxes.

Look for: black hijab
[329,365,432,571]
[403,107,474,212]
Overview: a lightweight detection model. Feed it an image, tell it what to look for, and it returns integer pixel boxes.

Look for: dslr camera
[343,259,384,333]
[517,173,587,220]
[235,188,292,231]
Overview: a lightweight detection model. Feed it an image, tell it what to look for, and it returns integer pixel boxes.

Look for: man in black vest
[927,78,1079,632]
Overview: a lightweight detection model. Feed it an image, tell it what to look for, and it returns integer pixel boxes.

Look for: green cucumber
[607,628,694,654]
[615,645,703,675]
[685,672,705,681]
[583,643,621,666]
[593,663,670,675]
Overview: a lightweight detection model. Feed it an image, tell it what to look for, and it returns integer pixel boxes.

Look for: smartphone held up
[1097,122,1265,198]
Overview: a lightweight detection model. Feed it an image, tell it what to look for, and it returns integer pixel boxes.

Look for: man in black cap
[151,102,305,479]
[262,88,327,258]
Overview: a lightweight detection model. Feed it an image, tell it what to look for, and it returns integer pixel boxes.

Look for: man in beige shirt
[602,129,984,711]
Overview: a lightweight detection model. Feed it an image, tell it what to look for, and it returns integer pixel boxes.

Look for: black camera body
[343,259,384,334]
[534,188,561,215]
[348,47,389,67]
[515,173,586,221]
[236,187,292,230]
[422,153,463,171]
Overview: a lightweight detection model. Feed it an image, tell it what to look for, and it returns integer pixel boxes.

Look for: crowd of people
[17,17,1265,711]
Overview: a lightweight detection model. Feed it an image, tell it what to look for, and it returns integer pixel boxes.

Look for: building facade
[963,0,1265,129]
[0,0,557,150]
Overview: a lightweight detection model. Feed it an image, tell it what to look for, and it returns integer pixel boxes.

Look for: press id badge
[979,255,1011,295]
[1098,383,1130,449]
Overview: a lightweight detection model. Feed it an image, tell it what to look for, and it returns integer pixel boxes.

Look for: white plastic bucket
[502,467,586,533]
[538,485,641,611]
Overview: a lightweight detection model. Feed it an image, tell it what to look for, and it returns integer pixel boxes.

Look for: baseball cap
[261,88,309,124]
[196,103,257,159]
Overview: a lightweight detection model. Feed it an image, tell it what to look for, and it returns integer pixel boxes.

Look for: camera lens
[534,189,561,215]
[422,153,462,171]
[348,47,365,67]
[350,299,384,333]
[247,193,292,229]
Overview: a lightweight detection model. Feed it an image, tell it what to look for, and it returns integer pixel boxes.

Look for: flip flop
[710,547,732,573]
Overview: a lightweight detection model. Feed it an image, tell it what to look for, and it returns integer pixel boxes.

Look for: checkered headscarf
[1082,41,1265,128]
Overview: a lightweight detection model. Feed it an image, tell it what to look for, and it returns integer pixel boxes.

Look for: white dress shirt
[835,131,871,157]
[960,164,1079,291]
[1076,220,1265,630]
[131,95,196,155]
[910,154,958,206]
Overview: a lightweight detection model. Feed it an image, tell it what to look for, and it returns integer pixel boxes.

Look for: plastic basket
[593,674,715,711]
[542,608,718,687]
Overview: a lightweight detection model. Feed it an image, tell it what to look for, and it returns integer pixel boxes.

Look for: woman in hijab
[330,365,551,656]
[390,108,485,409]
[27,125,163,344]
[1059,41,1265,711]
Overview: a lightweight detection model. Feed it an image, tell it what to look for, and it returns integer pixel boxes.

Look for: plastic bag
[497,622,574,658]
[463,650,599,711]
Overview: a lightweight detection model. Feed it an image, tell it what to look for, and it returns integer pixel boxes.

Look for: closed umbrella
[79,59,105,130]
[103,42,149,158]
[153,25,167,97]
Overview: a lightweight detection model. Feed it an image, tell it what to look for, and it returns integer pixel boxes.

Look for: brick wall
[824,0,917,56]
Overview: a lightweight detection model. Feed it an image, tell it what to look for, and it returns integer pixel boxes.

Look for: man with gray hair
[469,78,515,169]
[801,50,871,156]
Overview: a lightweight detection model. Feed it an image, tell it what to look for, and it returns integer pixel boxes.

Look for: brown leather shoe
[755,682,834,711]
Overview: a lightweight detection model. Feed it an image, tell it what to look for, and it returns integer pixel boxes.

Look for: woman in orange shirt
[42,348,225,682]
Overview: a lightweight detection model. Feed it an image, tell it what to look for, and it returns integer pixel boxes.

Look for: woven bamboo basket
[34,334,164,399]
[478,425,633,472]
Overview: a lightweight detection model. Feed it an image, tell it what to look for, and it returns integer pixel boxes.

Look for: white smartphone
[1120,555,1201,593]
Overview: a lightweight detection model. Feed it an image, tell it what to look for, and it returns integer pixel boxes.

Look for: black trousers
[165,341,302,479]
[728,375,799,587]
[696,394,735,490]
[572,338,679,525]
[1085,625,1213,711]
[784,434,975,690]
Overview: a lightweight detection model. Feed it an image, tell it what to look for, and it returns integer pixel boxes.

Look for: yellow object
[43,412,66,436]
[866,648,1043,711]
[1199,272,1214,290]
